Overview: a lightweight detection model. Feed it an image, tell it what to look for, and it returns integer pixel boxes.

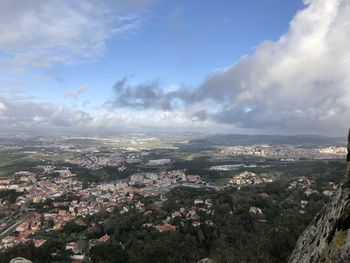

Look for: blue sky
[36,0,304,107]
[0,0,349,135]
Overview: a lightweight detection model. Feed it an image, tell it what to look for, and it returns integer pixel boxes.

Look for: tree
[89,243,129,263]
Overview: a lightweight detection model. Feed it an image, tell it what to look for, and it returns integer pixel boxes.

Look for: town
[220,145,346,160]
[0,134,346,262]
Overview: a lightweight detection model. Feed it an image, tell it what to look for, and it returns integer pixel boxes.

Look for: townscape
[0,134,346,262]
[221,145,346,160]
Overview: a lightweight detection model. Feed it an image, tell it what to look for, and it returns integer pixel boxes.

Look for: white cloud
[108,0,350,135]
[200,0,350,133]
[65,85,88,99]
[0,0,150,70]
[0,101,6,113]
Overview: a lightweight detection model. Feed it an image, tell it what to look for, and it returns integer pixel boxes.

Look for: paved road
[170,182,220,190]
[0,211,33,240]
[0,194,35,240]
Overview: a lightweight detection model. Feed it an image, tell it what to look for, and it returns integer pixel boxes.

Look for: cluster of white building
[221,145,346,160]
[228,171,274,186]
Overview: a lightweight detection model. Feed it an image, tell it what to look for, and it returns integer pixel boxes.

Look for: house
[70,255,85,262]
[194,199,204,205]
[186,175,202,183]
[304,188,318,196]
[249,207,263,216]
[146,173,158,181]
[144,210,153,216]
[130,174,144,183]
[192,221,201,227]
[205,199,213,207]
[18,230,34,240]
[154,224,176,232]
[205,220,214,226]
[16,222,29,232]
[188,210,200,221]
[1,236,15,249]
[143,223,153,228]
[301,200,308,209]
[172,211,181,218]
[323,190,334,197]
[66,242,79,253]
[58,209,67,216]
[33,239,46,248]
[75,219,86,226]
[99,234,110,242]
[148,159,170,165]
[53,222,63,230]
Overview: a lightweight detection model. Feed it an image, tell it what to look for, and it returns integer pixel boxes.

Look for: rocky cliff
[288,130,350,263]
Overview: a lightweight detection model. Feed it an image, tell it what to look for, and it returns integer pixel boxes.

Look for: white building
[131,174,144,183]
[145,173,158,181]
[148,159,171,165]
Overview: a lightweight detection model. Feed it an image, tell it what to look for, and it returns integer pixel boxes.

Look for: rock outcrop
[288,129,350,263]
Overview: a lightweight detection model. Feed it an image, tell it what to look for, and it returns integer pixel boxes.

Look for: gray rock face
[288,185,350,263]
[347,129,350,182]
[289,129,350,263]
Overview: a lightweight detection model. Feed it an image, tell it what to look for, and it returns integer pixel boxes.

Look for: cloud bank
[0,96,92,128]
[109,0,350,134]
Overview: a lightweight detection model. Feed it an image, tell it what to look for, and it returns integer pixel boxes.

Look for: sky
[0,0,349,136]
